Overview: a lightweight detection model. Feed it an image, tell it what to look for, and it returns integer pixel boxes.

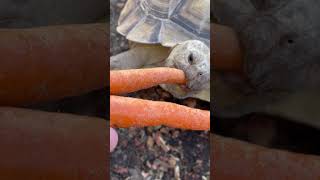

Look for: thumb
[110,128,118,152]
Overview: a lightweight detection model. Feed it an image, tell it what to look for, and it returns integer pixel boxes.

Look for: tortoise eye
[287,39,294,44]
[188,53,194,64]
[280,33,297,46]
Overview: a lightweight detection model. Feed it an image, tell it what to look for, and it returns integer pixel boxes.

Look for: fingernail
[110,128,118,152]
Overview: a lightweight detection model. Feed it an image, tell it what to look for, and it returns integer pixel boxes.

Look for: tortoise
[110,0,210,102]
[212,0,320,129]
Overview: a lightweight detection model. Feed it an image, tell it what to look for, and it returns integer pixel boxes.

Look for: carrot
[110,67,186,94]
[212,134,320,179]
[212,23,244,73]
[0,107,107,180]
[0,23,107,106]
[110,95,210,130]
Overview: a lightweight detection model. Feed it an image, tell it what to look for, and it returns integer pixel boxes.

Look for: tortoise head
[214,0,320,92]
[165,40,210,91]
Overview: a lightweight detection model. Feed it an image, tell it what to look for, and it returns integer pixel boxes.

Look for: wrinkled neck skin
[213,0,320,93]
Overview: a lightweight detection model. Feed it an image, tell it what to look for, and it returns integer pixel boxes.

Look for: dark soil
[110,1,210,179]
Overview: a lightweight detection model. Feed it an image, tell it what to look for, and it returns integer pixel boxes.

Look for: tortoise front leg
[110,44,169,70]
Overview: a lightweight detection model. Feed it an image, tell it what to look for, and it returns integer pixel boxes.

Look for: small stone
[147,127,153,133]
[146,161,152,168]
[113,166,129,174]
[196,159,203,165]
[147,136,154,149]
[168,157,177,167]
[172,130,180,138]
[155,133,170,152]
[174,165,181,180]
[128,169,144,180]
[160,127,169,134]
[141,171,149,178]
[158,171,164,179]
[154,125,162,131]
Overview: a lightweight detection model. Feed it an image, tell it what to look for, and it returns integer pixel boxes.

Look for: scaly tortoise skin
[213,0,320,128]
[111,0,211,102]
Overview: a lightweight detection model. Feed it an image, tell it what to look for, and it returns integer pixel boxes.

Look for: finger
[110,128,118,152]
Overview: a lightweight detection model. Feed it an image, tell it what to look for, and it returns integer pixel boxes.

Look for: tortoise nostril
[288,39,294,44]
[188,53,194,64]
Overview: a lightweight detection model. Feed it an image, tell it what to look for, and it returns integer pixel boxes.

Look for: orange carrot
[0,23,107,106]
[110,67,186,94]
[0,107,107,179]
[110,95,210,130]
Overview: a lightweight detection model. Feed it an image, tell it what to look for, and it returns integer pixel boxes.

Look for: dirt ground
[110,1,210,179]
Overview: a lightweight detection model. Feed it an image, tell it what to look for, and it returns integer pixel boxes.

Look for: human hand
[110,128,118,152]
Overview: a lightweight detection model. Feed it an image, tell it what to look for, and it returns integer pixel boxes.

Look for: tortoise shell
[117,0,210,47]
